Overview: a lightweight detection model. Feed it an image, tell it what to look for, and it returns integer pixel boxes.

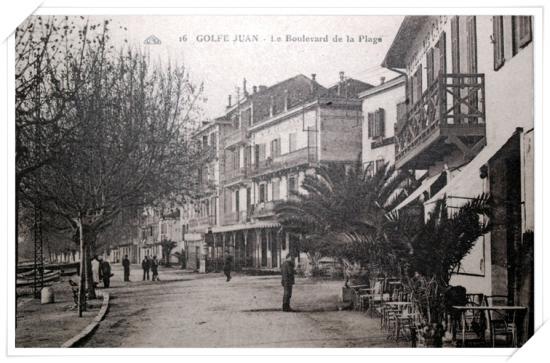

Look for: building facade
[203,73,371,273]
[382,15,534,339]
[359,76,406,176]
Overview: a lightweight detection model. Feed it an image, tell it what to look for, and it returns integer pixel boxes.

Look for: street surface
[83,264,408,348]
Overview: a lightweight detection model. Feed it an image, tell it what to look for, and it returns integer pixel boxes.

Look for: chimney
[243,78,248,96]
[228,94,232,107]
[253,85,257,94]
[339,71,345,82]
[311,73,316,81]
[380,76,386,85]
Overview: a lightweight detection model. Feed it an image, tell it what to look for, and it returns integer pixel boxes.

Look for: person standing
[142,256,150,281]
[281,254,295,312]
[223,249,233,282]
[91,255,101,288]
[99,257,112,288]
[151,256,160,281]
[122,254,131,282]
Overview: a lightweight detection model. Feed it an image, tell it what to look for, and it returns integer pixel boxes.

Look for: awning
[393,172,444,211]
[425,130,522,210]
[211,221,280,234]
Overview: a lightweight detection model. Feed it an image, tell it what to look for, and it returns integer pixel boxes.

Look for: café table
[452,305,527,347]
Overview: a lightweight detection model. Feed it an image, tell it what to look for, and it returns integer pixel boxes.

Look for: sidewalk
[15,276,104,348]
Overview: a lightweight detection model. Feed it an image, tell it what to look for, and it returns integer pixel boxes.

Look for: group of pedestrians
[91,255,113,288]
[92,249,296,313]
[141,255,160,281]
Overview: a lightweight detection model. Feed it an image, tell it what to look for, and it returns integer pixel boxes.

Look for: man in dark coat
[142,256,150,281]
[223,249,233,282]
[151,256,160,281]
[122,254,131,282]
[100,258,112,288]
[281,253,295,312]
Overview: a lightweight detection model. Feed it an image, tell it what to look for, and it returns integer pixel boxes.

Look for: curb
[61,291,110,348]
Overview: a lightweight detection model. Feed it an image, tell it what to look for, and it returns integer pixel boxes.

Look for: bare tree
[18,16,203,315]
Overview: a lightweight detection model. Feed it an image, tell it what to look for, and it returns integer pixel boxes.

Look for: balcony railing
[224,128,248,148]
[223,210,249,225]
[223,167,247,185]
[188,215,215,231]
[395,73,486,170]
[251,200,279,218]
[249,147,318,178]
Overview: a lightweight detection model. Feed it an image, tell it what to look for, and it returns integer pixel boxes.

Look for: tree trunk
[78,218,86,316]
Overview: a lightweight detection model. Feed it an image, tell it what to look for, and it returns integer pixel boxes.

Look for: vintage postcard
[5,1,545,358]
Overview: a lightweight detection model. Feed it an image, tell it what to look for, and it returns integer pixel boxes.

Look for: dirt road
[83,265,407,348]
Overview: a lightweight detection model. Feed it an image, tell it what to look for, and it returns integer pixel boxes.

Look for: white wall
[361,81,405,167]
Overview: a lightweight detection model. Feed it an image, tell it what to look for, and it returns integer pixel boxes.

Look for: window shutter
[439,32,447,76]
[259,144,266,160]
[427,47,434,86]
[467,16,477,73]
[518,16,532,48]
[451,16,460,74]
[493,16,505,70]
[367,113,374,138]
[415,66,423,103]
[378,108,385,138]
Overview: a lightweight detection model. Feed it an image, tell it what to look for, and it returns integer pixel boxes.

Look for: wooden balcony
[249,147,318,178]
[395,73,487,170]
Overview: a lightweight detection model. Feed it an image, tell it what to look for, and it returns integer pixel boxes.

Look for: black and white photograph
[3,1,546,357]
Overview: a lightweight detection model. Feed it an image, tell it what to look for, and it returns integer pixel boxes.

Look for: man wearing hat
[281,254,295,312]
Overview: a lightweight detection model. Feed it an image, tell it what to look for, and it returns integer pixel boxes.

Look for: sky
[89,15,404,119]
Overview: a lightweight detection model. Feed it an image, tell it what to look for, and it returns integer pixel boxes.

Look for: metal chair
[484,295,518,347]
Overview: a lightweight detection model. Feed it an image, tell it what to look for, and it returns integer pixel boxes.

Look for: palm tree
[274,158,419,270]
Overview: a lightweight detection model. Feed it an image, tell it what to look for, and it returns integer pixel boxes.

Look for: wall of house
[361,81,405,168]
[404,16,533,298]
[250,109,317,161]
[319,107,362,162]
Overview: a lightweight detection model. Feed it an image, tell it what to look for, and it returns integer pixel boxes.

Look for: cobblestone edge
[61,291,110,348]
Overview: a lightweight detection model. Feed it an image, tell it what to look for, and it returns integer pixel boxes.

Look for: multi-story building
[382,16,534,339]
[210,73,372,273]
[359,75,406,175]
[181,118,234,272]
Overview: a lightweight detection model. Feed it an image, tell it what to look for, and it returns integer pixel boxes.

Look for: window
[233,148,240,170]
[493,16,505,70]
[202,135,208,148]
[259,184,266,203]
[161,223,167,234]
[271,138,281,158]
[513,16,532,55]
[367,109,385,138]
[235,190,240,212]
[288,176,297,194]
[289,133,297,152]
[272,179,280,200]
